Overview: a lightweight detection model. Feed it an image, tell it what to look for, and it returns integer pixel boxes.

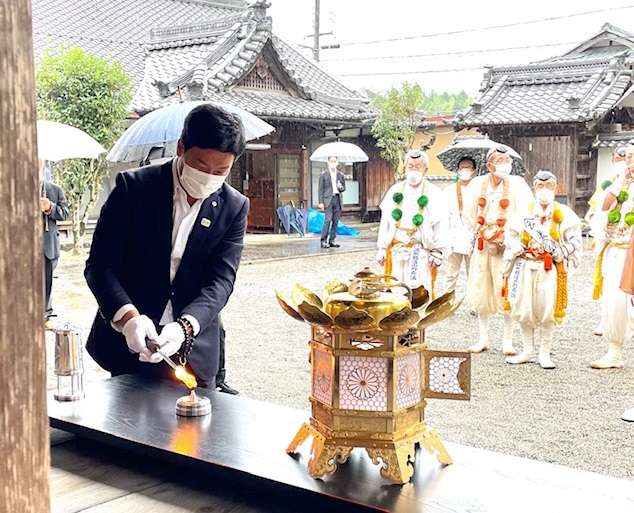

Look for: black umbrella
[276,205,292,235]
[436,136,526,176]
[289,202,307,237]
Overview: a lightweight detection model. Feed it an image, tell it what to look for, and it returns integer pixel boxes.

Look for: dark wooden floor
[49,376,634,513]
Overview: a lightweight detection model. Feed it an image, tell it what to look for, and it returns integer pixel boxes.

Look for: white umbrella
[106,100,275,163]
[436,136,525,176]
[36,120,106,162]
[309,141,369,163]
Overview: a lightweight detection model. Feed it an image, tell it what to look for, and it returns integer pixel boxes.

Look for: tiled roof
[138,89,372,122]
[33,0,369,123]
[32,0,245,85]
[592,131,634,148]
[271,36,362,105]
[456,25,634,127]
[131,2,369,121]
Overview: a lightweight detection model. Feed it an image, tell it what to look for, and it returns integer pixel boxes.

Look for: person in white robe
[589,141,634,369]
[443,157,477,293]
[376,150,448,296]
[502,171,582,369]
[462,145,534,356]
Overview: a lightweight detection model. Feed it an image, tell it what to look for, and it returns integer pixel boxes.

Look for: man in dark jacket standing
[317,156,346,249]
[39,159,69,330]
[85,104,249,388]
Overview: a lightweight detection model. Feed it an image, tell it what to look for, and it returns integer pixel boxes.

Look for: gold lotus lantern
[279,269,471,484]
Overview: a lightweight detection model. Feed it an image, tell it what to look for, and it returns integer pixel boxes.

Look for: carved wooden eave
[233,40,309,99]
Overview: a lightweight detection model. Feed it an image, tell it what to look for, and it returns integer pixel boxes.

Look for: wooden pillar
[0,1,51,511]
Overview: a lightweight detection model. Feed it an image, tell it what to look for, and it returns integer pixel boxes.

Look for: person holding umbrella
[462,145,534,356]
[84,104,249,389]
[39,158,69,330]
[318,156,346,249]
[376,150,448,294]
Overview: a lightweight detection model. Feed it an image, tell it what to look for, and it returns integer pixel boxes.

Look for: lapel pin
[212,200,218,207]
[201,218,211,228]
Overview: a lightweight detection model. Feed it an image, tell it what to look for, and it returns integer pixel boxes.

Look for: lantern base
[287,420,452,484]
[54,388,84,402]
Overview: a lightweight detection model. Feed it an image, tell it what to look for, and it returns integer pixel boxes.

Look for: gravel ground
[48,231,634,481]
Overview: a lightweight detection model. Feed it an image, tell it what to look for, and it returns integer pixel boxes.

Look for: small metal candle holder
[147,340,210,417]
[54,323,85,402]
[176,390,211,417]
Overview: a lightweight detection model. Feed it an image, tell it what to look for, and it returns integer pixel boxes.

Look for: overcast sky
[268,0,634,96]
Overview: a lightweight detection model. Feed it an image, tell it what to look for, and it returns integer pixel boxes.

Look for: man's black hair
[458,156,476,169]
[180,104,246,157]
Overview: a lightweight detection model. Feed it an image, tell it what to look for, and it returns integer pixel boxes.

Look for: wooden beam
[0,1,50,511]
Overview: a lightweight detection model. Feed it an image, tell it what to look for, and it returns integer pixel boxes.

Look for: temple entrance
[245,149,303,233]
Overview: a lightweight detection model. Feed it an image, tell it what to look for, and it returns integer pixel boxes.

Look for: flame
[174,365,198,389]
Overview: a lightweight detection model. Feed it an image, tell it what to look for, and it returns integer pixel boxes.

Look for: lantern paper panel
[339,356,388,411]
[422,351,471,401]
[396,353,422,409]
[312,349,334,406]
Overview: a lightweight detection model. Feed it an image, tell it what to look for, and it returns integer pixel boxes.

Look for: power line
[321,41,576,62]
[339,6,634,46]
[338,67,487,77]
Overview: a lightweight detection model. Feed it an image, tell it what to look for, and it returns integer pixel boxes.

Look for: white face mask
[179,159,227,199]
[405,170,423,186]
[493,162,512,178]
[535,188,555,205]
[457,169,474,181]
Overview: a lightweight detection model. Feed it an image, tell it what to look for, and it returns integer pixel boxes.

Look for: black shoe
[320,242,330,249]
[216,382,239,395]
[329,242,340,248]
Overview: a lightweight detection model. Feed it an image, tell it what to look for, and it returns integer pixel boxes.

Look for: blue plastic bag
[307,208,360,236]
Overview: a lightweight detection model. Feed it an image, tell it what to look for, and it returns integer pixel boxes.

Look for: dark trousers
[321,195,341,243]
[45,256,58,319]
[216,322,226,385]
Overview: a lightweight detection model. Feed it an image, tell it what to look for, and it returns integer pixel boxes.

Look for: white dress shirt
[329,169,339,195]
[112,159,202,334]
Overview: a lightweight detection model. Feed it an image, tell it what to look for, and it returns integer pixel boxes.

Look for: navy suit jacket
[85,161,249,387]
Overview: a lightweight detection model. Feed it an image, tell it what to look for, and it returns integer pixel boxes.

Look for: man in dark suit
[39,159,69,330]
[317,156,346,249]
[85,104,249,388]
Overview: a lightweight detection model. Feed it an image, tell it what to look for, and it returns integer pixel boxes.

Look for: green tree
[420,90,472,116]
[369,82,424,180]
[36,45,131,253]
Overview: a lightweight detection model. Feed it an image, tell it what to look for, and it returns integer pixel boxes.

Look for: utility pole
[299,0,339,62]
[313,0,320,62]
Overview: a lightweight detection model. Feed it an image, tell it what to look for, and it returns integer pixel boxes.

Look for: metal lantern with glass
[278,269,471,484]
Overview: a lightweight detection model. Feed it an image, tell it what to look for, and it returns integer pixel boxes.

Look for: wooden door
[277,153,301,208]
[245,151,275,233]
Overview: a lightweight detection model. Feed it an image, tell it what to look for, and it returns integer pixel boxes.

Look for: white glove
[552,246,564,263]
[429,249,443,267]
[140,321,185,364]
[122,315,159,361]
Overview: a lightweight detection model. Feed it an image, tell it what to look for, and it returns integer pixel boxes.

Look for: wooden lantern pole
[0,0,51,511]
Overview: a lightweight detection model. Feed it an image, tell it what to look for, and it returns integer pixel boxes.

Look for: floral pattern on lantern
[340,356,388,411]
[396,353,421,409]
[428,357,466,395]
[313,350,333,406]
